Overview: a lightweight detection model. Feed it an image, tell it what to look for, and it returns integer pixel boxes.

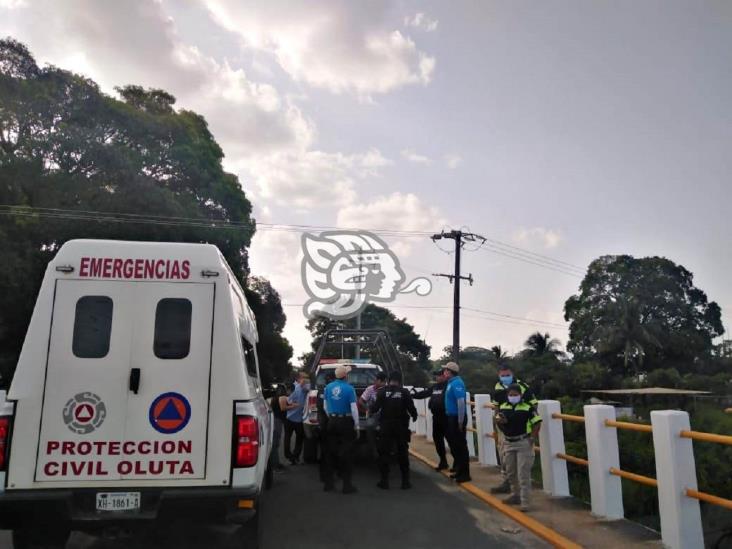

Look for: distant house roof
[582,387,712,396]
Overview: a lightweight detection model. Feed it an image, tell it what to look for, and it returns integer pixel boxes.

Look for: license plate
[95,492,141,512]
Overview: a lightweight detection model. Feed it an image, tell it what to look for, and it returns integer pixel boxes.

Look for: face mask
[500,375,513,386]
[508,395,521,405]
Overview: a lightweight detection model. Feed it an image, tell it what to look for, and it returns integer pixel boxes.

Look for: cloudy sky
[2,0,731,361]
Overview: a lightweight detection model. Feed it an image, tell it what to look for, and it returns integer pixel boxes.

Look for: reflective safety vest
[493,378,538,407]
[497,401,542,437]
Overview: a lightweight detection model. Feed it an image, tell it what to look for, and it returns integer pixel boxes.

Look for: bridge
[1,398,729,548]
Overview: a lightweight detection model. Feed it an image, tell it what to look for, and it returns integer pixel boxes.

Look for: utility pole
[432,230,484,362]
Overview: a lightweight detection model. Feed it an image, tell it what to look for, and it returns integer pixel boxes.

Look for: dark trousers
[284,419,304,462]
[377,422,410,482]
[446,415,470,478]
[432,413,448,465]
[323,417,356,487]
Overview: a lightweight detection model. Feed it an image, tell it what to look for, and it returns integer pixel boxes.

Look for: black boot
[401,477,412,490]
[435,460,449,471]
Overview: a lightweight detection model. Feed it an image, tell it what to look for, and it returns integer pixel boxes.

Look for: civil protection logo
[63,392,106,435]
[301,230,432,320]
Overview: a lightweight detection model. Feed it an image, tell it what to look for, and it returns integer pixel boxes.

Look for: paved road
[0,457,546,548]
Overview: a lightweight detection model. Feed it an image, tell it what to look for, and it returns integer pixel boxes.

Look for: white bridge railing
[411,392,732,549]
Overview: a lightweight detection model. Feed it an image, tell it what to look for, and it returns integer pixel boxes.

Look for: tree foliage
[0,38,291,384]
[564,255,724,374]
[302,304,431,386]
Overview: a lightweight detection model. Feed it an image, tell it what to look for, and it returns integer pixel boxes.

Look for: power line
[0,204,585,277]
[280,302,567,329]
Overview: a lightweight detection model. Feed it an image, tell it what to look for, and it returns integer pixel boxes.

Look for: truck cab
[0,240,271,547]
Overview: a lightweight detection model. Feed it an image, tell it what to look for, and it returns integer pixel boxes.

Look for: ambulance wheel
[12,527,70,549]
[235,506,261,548]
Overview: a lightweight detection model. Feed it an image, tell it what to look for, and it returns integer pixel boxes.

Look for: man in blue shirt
[322,365,359,494]
[283,372,309,465]
[442,361,471,483]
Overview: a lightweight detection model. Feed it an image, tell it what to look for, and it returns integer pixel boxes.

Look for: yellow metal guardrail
[551,412,732,510]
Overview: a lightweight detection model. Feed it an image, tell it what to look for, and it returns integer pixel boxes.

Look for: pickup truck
[302,360,383,457]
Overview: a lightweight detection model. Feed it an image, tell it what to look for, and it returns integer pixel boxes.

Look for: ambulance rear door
[35,280,134,482]
[122,282,215,481]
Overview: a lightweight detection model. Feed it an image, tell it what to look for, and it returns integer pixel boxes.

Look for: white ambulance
[0,239,272,548]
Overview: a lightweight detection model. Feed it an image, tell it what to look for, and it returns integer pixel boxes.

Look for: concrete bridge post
[584,405,624,520]
[651,410,704,549]
[466,392,476,458]
[474,394,498,466]
[415,392,427,436]
[537,400,570,497]
[426,405,433,441]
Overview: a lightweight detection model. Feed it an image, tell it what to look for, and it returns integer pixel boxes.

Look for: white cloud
[0,0,312,158]
[444,153,463,169]
[245,149,390,211]
[0,0,25,8]
[401,148,432,165]
[203,1,435,97]
[513,227,563,249]
[404,13,439,32]
[336,192,445,255]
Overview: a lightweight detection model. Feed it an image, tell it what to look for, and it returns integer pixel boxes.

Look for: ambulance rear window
[73,296,113,358]
[154,298,192,359]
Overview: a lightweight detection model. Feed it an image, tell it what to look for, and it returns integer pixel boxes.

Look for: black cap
[388,371,403,383]
[375,372,387,381]
[432,368,443,376]
[507,383,522,394]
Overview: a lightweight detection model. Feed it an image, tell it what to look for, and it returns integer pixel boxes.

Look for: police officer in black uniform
[370,370,418,490]
[411,369,449,471]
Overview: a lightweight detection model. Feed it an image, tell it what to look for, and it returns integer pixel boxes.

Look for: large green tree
[302,304,431,386]
[0,38,291,384]
[564,255,724,374]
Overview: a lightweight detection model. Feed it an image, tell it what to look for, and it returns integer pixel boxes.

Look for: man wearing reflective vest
[495,383,542,511]
[491,362,537,494]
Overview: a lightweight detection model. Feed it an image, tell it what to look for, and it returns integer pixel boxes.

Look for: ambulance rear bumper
[0,485,260,528]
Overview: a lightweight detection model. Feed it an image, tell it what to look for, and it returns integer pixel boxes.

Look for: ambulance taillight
[0,417,9,471]
[234,416,259,467]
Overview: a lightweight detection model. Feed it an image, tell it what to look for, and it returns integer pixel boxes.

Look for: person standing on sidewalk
[411,369,449,471]
[495,384,542,511]
[491,362,538,494]
[284,372,309,465]
[442,361,471,483]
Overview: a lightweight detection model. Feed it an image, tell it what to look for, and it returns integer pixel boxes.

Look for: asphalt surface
[0,455,547,548]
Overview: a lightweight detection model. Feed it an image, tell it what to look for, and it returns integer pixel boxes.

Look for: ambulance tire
[235,503,261,548]
[264,463,274,490]
[12,527,70,549]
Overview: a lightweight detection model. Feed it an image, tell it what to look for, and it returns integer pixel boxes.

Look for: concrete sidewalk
[410,435,662,549]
